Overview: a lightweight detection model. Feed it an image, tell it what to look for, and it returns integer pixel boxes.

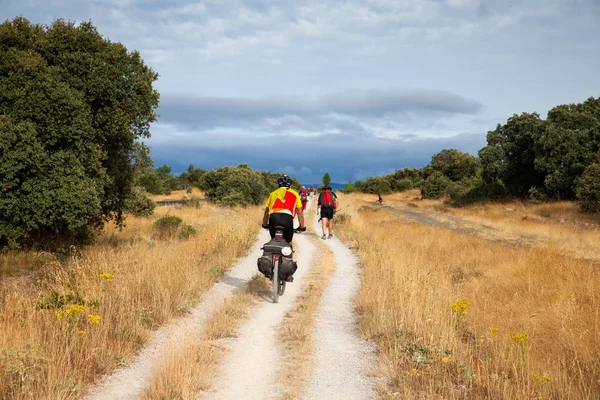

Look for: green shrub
[201,164,299,206]
[420,172,452,199]
[394,179,413,192]
[0,18,159,248]
[445,176,483,205]
[153,216,182,235]
[528,186,548,203]
[178,224,196,239]
[343,182,357,193]
[576,163,600,212]
[124,186,155,217]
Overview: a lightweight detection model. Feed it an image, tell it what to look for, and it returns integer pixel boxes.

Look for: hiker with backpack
[317,185,338,240]
[300,186,308,211]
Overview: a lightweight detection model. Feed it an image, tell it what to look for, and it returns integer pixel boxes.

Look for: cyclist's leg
[269,212,290,240]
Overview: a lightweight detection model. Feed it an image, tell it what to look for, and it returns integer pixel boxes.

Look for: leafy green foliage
[343,181,357,193]
[0,17,159,248]
[358,96,600,207]
[575,163,600,213]
[394,179,413,192]
[200,164,299,206]
[322,172,332,187]
[478,113,546,198]
[354,177,392,194]
[535,99,600,199]
[178,224,196,239]
[423,149,480,182]
[178,164,206,190]
[420,172,452,199]
[153,215,182,235]
[123,186,155,217]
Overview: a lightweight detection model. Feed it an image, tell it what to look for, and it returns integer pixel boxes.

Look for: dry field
[0,201,261,399]
[336,194,600,399]
[151,187,205,202]
[355,191,600,262]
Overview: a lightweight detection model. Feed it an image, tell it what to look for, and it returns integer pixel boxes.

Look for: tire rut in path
[305,213,376,400]
[84,230,271,400]
[203,231,316,400]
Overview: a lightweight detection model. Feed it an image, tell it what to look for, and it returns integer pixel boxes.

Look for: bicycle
[258,224,305,303]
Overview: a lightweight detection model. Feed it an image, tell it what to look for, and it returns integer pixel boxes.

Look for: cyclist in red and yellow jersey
[262,175,306,243]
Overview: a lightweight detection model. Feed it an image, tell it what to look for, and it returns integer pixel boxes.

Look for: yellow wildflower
[79,330,87,335]
[300,304,308,309]
[512,332,529,344]
[177,257,183,263]
[449,299,471,315]
[87,314,101,324]
[411,368,417,373]
[442,357,449,363]
[66,304,86,317]
[56,310,66,320]
[532,374,552,383]
[99,272,114,281]
[490,327,498,335]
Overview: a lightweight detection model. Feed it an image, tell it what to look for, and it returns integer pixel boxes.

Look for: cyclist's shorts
[320,207,334,220]
[269,213,294,242]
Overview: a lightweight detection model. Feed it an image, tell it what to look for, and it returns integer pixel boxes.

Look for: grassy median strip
[337,195,600,399]
[0,202,261,399]
[141,275,269,400]
[276,239,336,399]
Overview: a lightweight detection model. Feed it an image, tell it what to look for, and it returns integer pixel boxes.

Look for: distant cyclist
[317,185,338,239]
[262,175,306,244]
[299,186,308,211]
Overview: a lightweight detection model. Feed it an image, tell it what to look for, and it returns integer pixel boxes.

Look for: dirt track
[85,198,376,399]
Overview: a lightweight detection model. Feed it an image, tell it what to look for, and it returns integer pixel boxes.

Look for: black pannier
[257,238,296,279]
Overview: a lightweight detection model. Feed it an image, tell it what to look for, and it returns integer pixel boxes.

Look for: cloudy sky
[2,0,600,183]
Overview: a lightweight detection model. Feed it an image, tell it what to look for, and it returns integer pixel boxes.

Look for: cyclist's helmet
[277,174,293,188]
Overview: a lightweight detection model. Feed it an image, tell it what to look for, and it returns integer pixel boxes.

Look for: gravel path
[84,229,271,400]
[305,212,376,400]
[203,232,316,400]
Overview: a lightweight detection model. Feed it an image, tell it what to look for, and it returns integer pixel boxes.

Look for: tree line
[349,96,600,212]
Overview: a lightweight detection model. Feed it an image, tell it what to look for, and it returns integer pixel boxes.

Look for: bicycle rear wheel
[272,259,279,303]
[278,280,286,296]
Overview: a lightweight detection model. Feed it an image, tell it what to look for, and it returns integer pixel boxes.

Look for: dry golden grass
[151,187,205,201]
[354,191,600,262]
[140,341,219,400]
[277,234,336,400]
[337,194,600,399]
[142,275,269,400]
[0,203,261,399]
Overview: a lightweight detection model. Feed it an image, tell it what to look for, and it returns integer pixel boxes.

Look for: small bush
[178,224,197,239]
[343,182,357,193]
[528,186,548,203]
[124,186,155,217]
[154,215,182,233]
[576,163,600,213]
[394,179,413,192]
[335,213,351,225]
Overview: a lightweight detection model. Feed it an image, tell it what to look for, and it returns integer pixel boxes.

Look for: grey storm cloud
[158,88,483,128]
[2,0,599,181]
[149,130,487,183]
